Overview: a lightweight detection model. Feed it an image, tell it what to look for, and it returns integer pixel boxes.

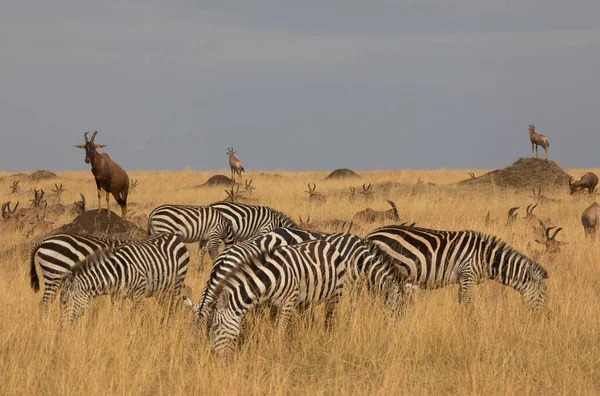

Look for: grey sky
[1,1,599,172]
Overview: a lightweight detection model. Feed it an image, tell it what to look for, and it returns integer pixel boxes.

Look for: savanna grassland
[1,167,599,395]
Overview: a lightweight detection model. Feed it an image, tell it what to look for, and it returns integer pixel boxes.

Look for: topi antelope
[569,173,598,195]
[528,124,549,160]
[353,199,399,223]
[75,131,129,218]
[305,183,327,204]
[582,202,600,239]
[10,181,22,194]
[226,147,245,183]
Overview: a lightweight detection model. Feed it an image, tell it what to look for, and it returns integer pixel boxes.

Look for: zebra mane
[274,210,298,228]
[70,246,117,275]
[483,233,549,280]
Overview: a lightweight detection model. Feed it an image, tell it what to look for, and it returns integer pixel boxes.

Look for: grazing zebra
[208,240,346,355]
[29,233,123,310]
[186,228,409,333]
[365,225,549,312]
[60,232,190,324]
[209,202,297,247]
[148,204,233,271]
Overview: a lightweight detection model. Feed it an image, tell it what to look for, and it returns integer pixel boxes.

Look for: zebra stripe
[365,225,549,312]
[60,232,190,324]
[208,240,346,355]
[190,228,407,333]
[29,233,123,310]
[147,204,233,271]
[209,202,297,246]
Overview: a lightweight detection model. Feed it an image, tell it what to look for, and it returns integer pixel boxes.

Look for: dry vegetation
[1,166,600,395]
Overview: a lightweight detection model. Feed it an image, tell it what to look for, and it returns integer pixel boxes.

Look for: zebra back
[147,204,233,242]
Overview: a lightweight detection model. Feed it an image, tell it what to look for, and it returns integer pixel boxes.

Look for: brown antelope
[569,173,598,195]
[468,172,476,180]
[223,185,258,205]
[74,131,129,218]
[507,206,520,226]
[0,202,23,232]
[25,212,55,238]
[353,199,399,222]
[46,193,86,217]
[226,147,245,183]
[298,215,319,231]
[524,203,553,237]
[358,183,374,201]
[243,179,255,196]
[30,189,47,209]
[9,181,22,194]
[528,124,549,160]
[129,179,139,194]
[535,227,567,255]
[582,202,600,239]
[305,183,327,203]
[1,202,21,220]
[50,183,65,204]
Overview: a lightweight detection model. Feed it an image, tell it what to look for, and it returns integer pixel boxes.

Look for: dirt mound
[325,169,360,180]
[459,158,570,189]
[28,170,58,180]
[204,175,233,186]
[57,209,146,240]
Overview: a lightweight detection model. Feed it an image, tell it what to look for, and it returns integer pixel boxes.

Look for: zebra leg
[206,235,221,262]
[457,272,475,307]
[324,293,343,330]
[197,241,208,272]
[276,295,298,339]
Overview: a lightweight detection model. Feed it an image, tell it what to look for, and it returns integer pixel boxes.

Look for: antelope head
[30,189,47,209]
[10,181,21,194]
[74,193,86,214]
[529,124,536,134]
[507,206,520,225]
[226,147,236,157]
[243,179,255,195]
[526,203,538,218]
[385,199,400,221]
[360,183,374,199]
[468,172,476,180]
[535,226,567,255]
[130,179,138,193]
[51,183,65,202]
[74,131,106,164]
[1,201,19,219]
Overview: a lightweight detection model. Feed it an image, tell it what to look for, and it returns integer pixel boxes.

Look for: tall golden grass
[1,168,599,395]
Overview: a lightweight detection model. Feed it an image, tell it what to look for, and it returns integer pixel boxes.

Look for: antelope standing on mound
[582,202,600,239]
[75,131,129,218]
[226,147,245,183]
[569,172,598,195]
[528,124,549,160]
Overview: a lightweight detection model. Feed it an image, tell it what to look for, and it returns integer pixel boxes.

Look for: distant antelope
[223,185,258,205]
[129,179,139,194]
[25,212,55,238]
[46,193,86,217]
[359,183,374,201]
[535,227,567,255]
[528,124,549,160]
[226,147,245,183]
[468,172,476,180]
[582,202,600,239]
[524,203,553,238]
[30,189,47,209]
[1,202,20,220]
[10,181,21,194]
[298,215,318,231]
[305,183,327,203]
[507,206,520,226]
[243,179,255,196]
[50,183,65,204]
[74,131,129,218]
[529,187,560,204]
[353,199,399,223]
[569,173,598,195]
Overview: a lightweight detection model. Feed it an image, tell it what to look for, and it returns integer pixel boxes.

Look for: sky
[1,0,599,172]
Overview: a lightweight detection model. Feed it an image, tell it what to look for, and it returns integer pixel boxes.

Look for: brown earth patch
[203,175,233,186]
[57,209,146,240]
[325,169,360,180]
[459,158,571,189]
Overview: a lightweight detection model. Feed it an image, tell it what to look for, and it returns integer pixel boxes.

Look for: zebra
[60,232,190,324]
[209,202,297,247]
[29,233,123,310]
[147,204,233,271]
[207,239,346,355]
[365,225,549,312]
[185,227,409,333]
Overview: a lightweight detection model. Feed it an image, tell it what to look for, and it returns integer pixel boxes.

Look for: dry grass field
[1,166,599,395]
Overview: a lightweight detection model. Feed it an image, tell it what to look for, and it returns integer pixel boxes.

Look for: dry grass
[1,168,600,395]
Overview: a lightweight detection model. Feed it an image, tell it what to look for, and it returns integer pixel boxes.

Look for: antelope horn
[545,227,555,239]
[90,131,98,143]
[84,131,89,142]
[347,221,353,233]
[530,203,538,214]
[299,216,303,223]
[1,202,7,217]
[13,202,19,212]
[306,215,310,223]
[508,206,519,217]
[550,227,563,240]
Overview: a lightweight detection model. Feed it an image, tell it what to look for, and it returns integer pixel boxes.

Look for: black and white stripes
[60,232,190,324]
[365,225,549,311]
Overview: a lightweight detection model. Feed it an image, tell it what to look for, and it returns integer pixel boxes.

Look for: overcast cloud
[1,0,599,172]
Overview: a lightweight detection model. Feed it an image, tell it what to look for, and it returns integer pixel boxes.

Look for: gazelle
[50,183,65,204]
[9,181,22,194]
[528,124,549,160]
[226,147,245,183]
[305,183,327,204]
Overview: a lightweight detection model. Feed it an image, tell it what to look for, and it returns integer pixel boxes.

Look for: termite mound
[325,168,360,180]
[57,209,146,240]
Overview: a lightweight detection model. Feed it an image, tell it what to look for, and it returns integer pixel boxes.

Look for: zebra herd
[29,201,549,355]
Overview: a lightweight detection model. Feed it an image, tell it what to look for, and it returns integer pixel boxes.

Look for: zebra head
[521,265,549,315]
[210,289,243,356]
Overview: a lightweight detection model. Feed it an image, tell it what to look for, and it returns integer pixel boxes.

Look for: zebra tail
[29,240,43,293]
